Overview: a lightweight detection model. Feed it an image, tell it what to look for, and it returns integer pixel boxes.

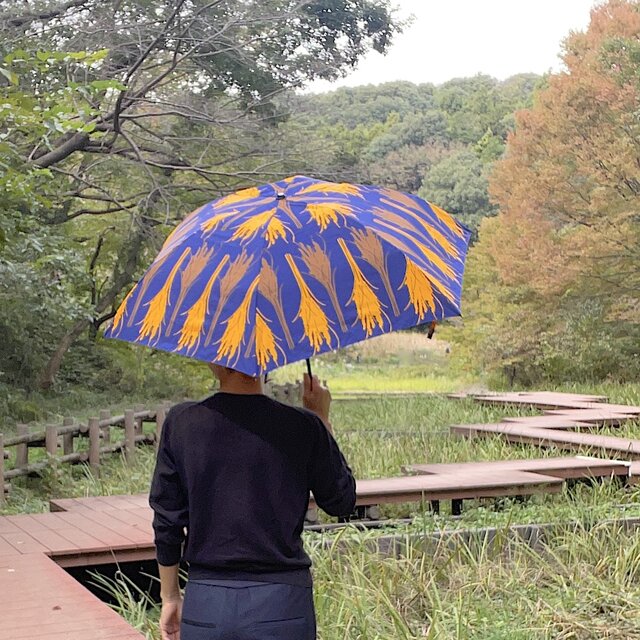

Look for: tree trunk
[37,205,153,390]
[38,318,90,390]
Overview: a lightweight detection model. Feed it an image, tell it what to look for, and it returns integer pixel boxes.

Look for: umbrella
[105,175,471,376]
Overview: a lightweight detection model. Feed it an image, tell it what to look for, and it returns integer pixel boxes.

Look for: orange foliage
[488,0,640,299]
[459,1,640,384]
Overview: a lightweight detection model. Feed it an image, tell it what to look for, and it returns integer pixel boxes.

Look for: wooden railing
[0,402,173,505]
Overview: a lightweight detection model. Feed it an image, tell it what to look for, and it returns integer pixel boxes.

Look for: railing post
[15,423,28,469]
[62,417,74,455]
[284,383,293,403]
[99,409,111,443]
[155,405,166,453]
[134,403,145,435]
[45,424,58,457]
[124,410,136,464]
[89,417,100,476]
[0,433,5,507]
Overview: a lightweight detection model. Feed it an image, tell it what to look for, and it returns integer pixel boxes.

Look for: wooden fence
[0,402,173,505]
[0,382,311,505]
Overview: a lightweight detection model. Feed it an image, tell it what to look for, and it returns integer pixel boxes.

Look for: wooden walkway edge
[0,554,144,639]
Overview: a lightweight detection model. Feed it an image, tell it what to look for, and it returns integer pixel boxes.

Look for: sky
[307,0,601,92]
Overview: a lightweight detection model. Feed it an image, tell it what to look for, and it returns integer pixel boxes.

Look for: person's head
[208,363,263,392]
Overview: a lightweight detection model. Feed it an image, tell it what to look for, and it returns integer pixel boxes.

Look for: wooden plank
[89,416,100,474]
[55,547,155,568]
[15,424,29,468]
[84,494,137,510]
[56,494,151,511]
[543,409,638,423]
[78,495,124,510]
[21,512,78,532]
[1,531,48,555]
[516,392,608,403]
[22,528,80,555]
[155,404,166,453]
[0,554,144,639]
[105,507,154,535]
[0,433,4,507]
[5,514,60,533]
[544,402,640,415]
[49,497,80,512]
[451,423,640,458]
[122,494,151,508]
[404,456,630,480]
[356,471,562,504]
[509,392,607,402]
[53,512,139,550]
[45,424,58,457]
[54,527,113,554]
[0,516,23,534]
[310,470,562,508]
[472,393,608,409]
[501,416,594,428]
[0,535,19,556]
[62,417,74,455]
[125,409,136,464]
[77,508,152,547]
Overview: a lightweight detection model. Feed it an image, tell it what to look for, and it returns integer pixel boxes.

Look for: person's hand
[160,596,183,640]
[303,374,331,428]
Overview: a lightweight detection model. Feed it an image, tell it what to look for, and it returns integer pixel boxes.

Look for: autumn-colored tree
[454,0,640,384]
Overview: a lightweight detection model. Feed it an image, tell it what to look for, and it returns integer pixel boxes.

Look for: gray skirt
[180,579,316,640]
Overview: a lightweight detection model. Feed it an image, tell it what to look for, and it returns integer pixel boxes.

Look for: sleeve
[308,417,356,517]
[148,410,189,566]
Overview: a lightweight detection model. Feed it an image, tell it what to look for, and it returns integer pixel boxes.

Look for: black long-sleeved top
[149,392,356,584]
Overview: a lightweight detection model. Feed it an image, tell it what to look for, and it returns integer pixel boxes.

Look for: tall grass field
[3,334,640,638]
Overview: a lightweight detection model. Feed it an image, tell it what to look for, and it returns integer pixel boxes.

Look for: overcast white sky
[308,0,601,92]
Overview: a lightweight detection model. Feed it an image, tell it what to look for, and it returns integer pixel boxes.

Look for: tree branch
[1,0,91,28]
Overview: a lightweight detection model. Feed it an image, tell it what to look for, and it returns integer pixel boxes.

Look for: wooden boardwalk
[451,392,640,459]
[1,554,143,639]
[2,390,640,638]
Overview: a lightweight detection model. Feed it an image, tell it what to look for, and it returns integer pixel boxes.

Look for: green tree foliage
[364,111,450,158]
[419,149,497,233]
[0,0,400,393]
[291,74,537,230]
[299,81,435,127]
[367,142,455,193]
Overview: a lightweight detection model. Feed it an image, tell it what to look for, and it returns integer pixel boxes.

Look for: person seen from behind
[149,364,357,639]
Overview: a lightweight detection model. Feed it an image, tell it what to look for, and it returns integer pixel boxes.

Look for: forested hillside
[288,73,539,232]
[1,0,638,419]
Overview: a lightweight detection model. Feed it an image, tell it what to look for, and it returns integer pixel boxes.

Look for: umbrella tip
[276,192,286,200]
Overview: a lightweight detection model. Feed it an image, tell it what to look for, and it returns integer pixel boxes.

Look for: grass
[96,518,640,639]
[270,332,474,393]
[309,519,640,639]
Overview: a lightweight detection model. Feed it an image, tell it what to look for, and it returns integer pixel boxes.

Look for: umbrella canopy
[105,175,471,376]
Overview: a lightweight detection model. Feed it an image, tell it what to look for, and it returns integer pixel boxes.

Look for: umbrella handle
[306,358,313,390]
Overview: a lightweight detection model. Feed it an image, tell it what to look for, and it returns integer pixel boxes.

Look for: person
[149,364,357,640]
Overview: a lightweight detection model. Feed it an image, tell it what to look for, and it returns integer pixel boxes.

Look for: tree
[298,81,435,128]
[365,142,456,193]
[364,110,450,159]
[454,0,640,385]
[419,149,497,233]
[0,0,400,389]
